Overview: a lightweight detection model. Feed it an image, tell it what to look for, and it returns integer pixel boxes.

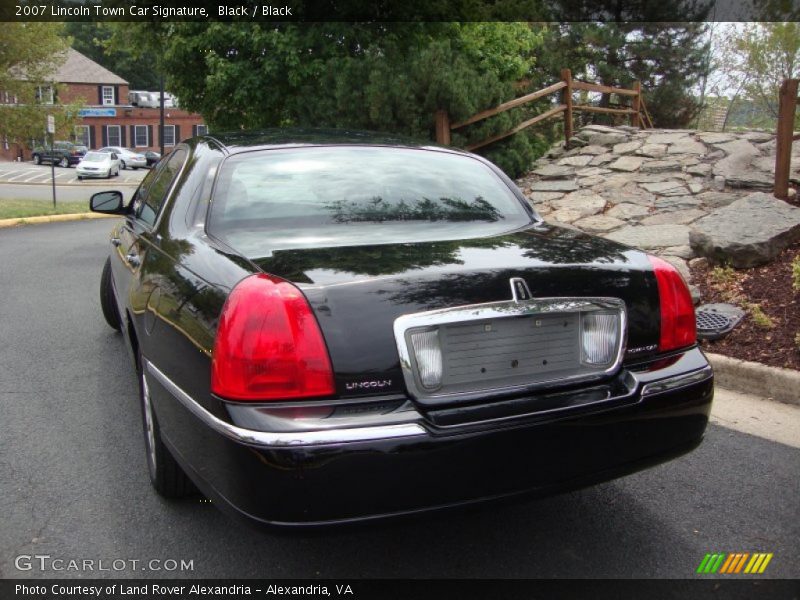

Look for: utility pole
[47,114,56,208]
[159,73,165,156]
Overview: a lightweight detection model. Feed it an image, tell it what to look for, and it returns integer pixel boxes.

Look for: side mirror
[111,153,118,160]
[90,191,125,214]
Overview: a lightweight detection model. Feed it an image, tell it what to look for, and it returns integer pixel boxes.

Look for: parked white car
[98,146,148,170]
[77,151,121,180]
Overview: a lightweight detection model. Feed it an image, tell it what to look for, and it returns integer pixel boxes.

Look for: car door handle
[125,253,141,267]
[110,237,121,247]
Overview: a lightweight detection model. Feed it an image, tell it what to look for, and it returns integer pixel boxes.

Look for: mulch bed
[690,239,800,371]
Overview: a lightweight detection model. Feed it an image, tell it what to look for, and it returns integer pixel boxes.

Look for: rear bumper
[76,168,108,178]
[146,347,713,527]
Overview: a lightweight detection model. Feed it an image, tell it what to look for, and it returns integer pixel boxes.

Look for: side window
[132,148,187,227]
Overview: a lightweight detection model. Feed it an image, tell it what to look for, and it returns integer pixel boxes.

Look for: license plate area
[440,312,581,393]
[394,297,626,405]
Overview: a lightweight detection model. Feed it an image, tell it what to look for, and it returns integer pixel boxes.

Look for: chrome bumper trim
[640,366,714,397]
[144,359,427,448]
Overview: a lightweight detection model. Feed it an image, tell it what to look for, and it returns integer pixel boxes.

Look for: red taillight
[648,255,697,352]
[211,274,335,401]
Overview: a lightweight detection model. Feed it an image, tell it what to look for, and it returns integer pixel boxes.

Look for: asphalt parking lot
[0,161,148,186]
[0,219,798,580]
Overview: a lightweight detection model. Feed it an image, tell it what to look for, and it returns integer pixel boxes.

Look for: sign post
[47,114,56,208]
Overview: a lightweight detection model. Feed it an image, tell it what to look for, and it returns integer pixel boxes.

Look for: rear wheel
[120,160,127,170]
[100,257,121,331]
[58,157,69,168]
[137,355,194,498]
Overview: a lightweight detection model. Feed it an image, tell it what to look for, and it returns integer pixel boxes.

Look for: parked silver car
[77,151,121,179]
[98,146,147,170]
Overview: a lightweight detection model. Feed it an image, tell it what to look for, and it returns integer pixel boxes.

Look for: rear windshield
[207,146,531,255]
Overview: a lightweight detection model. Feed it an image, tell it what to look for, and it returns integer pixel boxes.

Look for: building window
[134,125,149,147]
[107,125,121,147]
[102,86,115,106]
[162,125,175,147]
[75,126,90,147]
[36,86,54,105]
[196,124,208,136]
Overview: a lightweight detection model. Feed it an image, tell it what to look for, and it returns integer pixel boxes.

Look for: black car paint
[100,131,712,526]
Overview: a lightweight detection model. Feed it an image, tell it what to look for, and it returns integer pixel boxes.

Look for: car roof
[201,128,468,157]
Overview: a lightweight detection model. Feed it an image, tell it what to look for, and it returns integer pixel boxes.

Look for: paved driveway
[0,161,148,186]
[0,220,798,580]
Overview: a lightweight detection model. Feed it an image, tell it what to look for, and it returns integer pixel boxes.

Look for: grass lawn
[0,199,90,220]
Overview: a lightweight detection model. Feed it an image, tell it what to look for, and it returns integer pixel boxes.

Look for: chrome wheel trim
[141,370,157,478]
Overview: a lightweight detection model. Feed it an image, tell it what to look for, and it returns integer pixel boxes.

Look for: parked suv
[31,141,87,167]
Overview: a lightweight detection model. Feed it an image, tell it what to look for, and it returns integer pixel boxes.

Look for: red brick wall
[79,108,206,152]
[0,84,206,161]
[58,83,130,106]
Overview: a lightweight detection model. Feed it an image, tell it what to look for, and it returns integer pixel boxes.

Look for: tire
[33,154,41,165]
[58,157,69,168]
[100,257,121,331]
[137,355,195,499]
[78,176,83,181]
[106,168,112,179]
[114,167,119,177]
[120,160,127,170]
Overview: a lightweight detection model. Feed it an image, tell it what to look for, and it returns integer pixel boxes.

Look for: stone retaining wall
[515,125,800,295]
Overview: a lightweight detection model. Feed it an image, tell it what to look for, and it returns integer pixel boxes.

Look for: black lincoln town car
[90,130,713,526]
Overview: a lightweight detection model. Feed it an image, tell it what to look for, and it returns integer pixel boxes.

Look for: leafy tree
[63,22,160,90]
[109,22,550,176]
[730,22,800,120]
[542,14,710,127]
[0,23,81,149]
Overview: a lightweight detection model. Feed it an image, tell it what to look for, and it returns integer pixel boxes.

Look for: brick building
[1,48,207,161]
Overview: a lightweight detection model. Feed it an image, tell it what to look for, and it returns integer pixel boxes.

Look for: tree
[731,22,800,120]
[109,22,549,176]
[0,23,79,149]
[63,22,160,90]
[542,2,711,127]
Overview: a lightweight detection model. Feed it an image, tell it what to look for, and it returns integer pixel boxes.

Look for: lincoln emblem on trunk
[510,277,532,302]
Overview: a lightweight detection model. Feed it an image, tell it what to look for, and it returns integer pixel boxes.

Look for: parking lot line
[24,173,54,182]
[7,170,39,182]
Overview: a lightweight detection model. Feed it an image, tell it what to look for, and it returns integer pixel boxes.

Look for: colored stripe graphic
[700,553,773,574]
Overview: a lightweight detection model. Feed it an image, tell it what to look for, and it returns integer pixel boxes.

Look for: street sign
[46,114,55,134]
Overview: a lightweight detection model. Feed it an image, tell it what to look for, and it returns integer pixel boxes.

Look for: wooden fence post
[561,68,573,143]
[631,81,641,128]
[435,109,451,145]
[774,78,798,200]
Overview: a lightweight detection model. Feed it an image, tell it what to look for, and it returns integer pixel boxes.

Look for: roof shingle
[47,48,128,85]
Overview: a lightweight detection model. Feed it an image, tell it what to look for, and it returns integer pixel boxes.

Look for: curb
[706,352,800,406]
[0,212,119,228]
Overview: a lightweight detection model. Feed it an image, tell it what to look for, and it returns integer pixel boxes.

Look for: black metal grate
[696,306,743,341]
[697,311,732,331]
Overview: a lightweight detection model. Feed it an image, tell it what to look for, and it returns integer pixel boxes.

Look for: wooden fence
[435,68,652,151]
[774,78,799,200]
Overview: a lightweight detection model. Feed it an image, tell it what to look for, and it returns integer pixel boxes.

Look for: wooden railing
[435,68,648,151]
[774,78,799,200]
